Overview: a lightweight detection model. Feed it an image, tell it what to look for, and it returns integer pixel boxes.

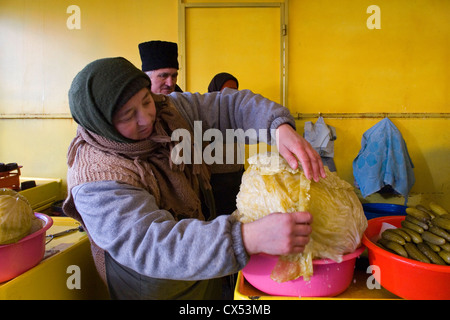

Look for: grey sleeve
[71,180,249,281]
[169,88,296,144]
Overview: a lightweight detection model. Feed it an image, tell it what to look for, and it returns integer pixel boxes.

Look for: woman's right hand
[241,211,312,256]
[276,123,326,182]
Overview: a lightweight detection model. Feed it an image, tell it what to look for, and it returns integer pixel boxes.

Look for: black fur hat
[138,40,179,72]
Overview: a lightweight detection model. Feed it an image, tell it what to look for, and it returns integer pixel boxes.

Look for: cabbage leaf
[235,153,367,282]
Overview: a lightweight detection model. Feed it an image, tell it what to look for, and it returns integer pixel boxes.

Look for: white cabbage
[0,189,40,245]
[235,152,367,282]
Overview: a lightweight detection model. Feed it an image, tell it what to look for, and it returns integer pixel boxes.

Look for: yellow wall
[0,0,179,195]
[286,0,450,208]
[185,5,281,102]
[0,0,179,114]
[1,0,449,208]
[289,0,450,114]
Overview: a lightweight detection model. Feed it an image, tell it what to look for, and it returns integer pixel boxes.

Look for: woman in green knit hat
[63,57,325,299]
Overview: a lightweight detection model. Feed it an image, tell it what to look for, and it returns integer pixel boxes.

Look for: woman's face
[113,87,156,141]
[220,79,238,91]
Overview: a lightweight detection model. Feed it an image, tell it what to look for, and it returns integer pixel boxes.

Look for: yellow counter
[19,177,62,212]
[0,216,109,300]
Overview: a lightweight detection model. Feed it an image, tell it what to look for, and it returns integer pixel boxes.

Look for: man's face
[146,68,178,95]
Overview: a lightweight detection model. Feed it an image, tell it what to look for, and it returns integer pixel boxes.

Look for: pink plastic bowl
[0,213,53,283]
[242,246,365,297]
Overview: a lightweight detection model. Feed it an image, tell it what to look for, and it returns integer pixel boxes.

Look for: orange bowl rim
[362,215,450,273]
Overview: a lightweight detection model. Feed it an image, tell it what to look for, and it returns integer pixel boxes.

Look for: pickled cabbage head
[235,152,367,282]
[0,189,39,245]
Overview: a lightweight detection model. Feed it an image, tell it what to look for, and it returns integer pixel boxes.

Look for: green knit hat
[69,57,151,143]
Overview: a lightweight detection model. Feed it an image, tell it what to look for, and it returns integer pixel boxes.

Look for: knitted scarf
[63,94,212,223]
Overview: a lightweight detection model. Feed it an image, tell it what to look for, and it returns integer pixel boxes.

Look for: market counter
[0,216,402,300]
[0,216,109,299]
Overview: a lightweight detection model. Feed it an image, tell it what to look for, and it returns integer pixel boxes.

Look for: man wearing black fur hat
[138,40,183,94]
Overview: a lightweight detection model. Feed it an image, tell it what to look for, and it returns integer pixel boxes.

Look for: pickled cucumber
[405,214,429,230]
[438,250,450,264]
[416,204,435,219]
[390,228,411,242]
[424,241,441,252]
[402,228,423,244]
[372,201,450,266]
[428,225,450,242]
[421,231,446,246]
[429,202,449,216]
[417,243,446,265]
[404,243,430,263]
[406,207,431,222]
[431,217,450,231]
[381,229,406,245]
[440,213,450,220]
[401,220,424,234]
[378,238,408,258]
[440,242,450,252]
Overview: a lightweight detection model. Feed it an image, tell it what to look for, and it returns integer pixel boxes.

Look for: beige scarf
[64,94,212,223]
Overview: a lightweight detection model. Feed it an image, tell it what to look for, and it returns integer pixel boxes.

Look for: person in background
[138,40,183,94]
[207,72,243,216]
[208,72,239,92]
[64,57,325,300]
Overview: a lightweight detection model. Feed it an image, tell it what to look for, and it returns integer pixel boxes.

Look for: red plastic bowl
[362,215,450,300]
[0,213,53,283]
[242,246,365,297]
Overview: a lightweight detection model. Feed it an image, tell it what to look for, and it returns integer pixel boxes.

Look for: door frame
[178,0,288,106]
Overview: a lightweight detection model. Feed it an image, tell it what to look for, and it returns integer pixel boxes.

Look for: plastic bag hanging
[304,116,337,172]
[352,118,415,204]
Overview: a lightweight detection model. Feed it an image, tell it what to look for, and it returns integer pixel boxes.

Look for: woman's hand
[276,123,326,182]
[242,212,313,256]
